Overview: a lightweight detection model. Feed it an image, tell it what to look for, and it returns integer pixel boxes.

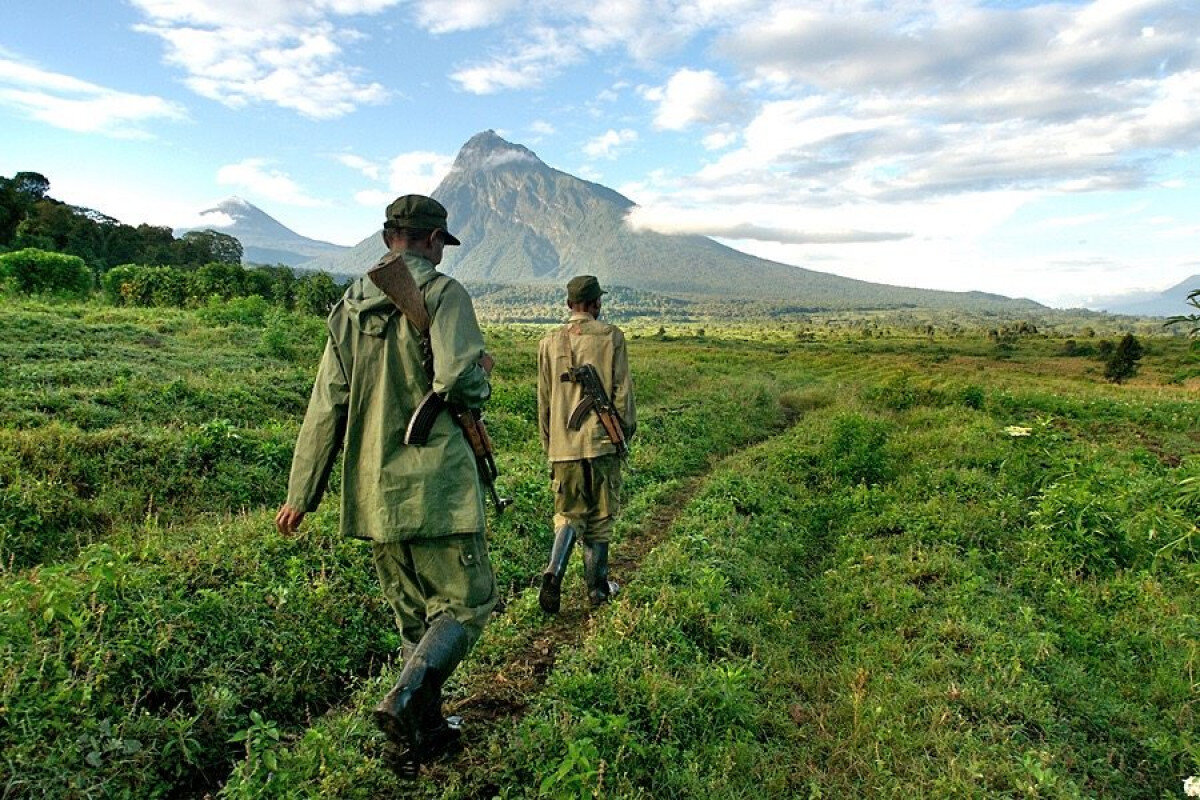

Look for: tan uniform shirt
[537,312,636,462]
[285,252,491,542]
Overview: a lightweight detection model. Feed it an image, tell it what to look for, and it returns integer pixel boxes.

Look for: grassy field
[0,297,1196,799]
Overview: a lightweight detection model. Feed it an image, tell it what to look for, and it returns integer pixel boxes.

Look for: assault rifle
[367,252,511,513]
[406,392,511,513]
[561,363,628,457]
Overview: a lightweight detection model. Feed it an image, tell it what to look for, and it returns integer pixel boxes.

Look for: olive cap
[384,194,461,245]
[567,275,607,304]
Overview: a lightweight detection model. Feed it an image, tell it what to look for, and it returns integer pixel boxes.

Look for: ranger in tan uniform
[275,195,496,778]
[536,275,636,613]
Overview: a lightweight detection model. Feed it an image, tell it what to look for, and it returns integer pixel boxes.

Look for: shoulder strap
[556,322,576,369]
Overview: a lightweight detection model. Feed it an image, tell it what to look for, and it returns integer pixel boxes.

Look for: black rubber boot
[539,524,577,614]
[373,615,469,778]
[583,541,619,606]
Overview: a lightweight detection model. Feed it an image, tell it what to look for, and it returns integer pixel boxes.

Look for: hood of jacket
[341,251,439,337]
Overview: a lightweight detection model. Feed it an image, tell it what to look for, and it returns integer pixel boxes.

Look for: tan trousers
[551,454,623,544]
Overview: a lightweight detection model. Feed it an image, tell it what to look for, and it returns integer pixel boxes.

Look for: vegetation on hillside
[0,172,243,272]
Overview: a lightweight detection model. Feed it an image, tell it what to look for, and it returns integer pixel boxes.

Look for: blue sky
[1,0,1198,308]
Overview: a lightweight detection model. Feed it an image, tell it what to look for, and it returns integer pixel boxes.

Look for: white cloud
[129,0,393,117]
[625,206,908,244]
[412,0,525,34]
[335,154,382,180]
[345,151,454,213]
[450,26,582,94]
[0,56,187,137]
[529,119,556,137]
[216,159,324,207]
[386,151,455,195]
[643,68,743,131]
[584,128,638,159]
[702,129,739,150]
[445,1,768,95]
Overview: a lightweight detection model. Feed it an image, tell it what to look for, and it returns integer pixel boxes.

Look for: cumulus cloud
[217,159,324,206]
[706,0,1200,202]
[386,151,455,194]
[0,56,187,137]
[129,0,392,117]
[450,26,582,94]
[584,129,638,159]
[624,204,909,244]
[349,150,456,209]
[335,154,382,180]
[412,0,525,34]
[642,68,745,131]
[445,0,766,95]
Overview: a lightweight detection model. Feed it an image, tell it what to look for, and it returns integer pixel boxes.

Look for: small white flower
[1184,776,1200,797]
[1004,426,1032,437]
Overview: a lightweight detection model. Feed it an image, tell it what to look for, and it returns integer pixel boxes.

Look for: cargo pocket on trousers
[459,536,495,608]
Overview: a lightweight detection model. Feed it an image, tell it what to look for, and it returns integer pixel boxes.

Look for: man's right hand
[275,505,306,536]
[478,352,495,375]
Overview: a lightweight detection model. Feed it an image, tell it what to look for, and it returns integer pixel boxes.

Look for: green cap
[567,275,606,304]
[384,195,461,245]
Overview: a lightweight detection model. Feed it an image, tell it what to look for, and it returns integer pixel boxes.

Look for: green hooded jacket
[285,252,491,542]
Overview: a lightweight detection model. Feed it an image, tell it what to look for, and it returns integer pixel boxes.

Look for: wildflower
[1185,776,1200,797]
[1004,426,1032,437]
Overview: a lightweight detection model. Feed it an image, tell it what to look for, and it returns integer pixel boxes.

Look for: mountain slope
[302,131,1042,311]
[179,198,347,267]
[1093,275,1199,317]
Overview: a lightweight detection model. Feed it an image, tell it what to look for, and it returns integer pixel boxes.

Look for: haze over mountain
[1086,275,1200,318]
[178,197,347,267]
[303,131,1042,311]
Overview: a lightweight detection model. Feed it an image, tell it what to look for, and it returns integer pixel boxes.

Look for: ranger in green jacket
[536,276,636,613]
[275,195,497,778]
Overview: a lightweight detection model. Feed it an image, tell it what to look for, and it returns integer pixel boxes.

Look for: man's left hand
[275,505,306,536]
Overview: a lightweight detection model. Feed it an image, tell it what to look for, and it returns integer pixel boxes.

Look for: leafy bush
[105,264,188,307]
[197,294,271,327]
[0,248,92,298]
[824,413,893,485]
[1104,333,1144,383]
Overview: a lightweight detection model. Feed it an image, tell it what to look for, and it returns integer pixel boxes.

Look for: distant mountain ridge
[1090,275,1200,317]
[301,131,1043,312]
[178,197,347,267]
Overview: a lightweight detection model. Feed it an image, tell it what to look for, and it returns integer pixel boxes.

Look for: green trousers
[372,532,497,650]
[551,454,623,544]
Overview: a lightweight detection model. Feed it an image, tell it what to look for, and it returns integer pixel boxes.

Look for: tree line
[0,171,346,315]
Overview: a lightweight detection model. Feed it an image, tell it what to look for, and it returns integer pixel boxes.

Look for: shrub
[101,264,141,304]
[0,248,92,298]
[1104,333,1143,383]
[197,294,271,327]
[825,413,892,485]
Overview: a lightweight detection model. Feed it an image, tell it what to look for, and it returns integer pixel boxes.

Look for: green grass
[1,297,1196,798]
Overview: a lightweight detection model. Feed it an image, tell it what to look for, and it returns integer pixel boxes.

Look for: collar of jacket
[567,311,594,322]
[395,251,439,288]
